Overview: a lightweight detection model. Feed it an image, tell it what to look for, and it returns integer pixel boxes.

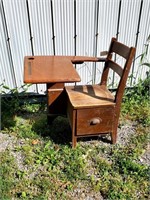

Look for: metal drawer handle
[90,118,102,125]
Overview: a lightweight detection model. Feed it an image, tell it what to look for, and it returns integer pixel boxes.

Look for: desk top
[24,56,81,83]
[24,55,105,84]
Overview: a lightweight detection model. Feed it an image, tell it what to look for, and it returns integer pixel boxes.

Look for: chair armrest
[71,56,106,64]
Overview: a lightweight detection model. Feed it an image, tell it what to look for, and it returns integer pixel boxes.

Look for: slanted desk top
[24,55,105,84]
[24,56,81,84]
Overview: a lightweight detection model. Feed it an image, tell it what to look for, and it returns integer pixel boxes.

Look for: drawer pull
[90,118,101,125]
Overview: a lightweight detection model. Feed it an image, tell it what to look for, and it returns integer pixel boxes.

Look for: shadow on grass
[1,99,46,130]
[77,134,112,144]
[32,115,72,145]
[1,97,17,129]
[1,92,46,130]
[31,114,112,146]
[1,95,111,146]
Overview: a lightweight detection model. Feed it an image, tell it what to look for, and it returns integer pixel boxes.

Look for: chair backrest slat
[111,40,130,59]
[107,59,123,77]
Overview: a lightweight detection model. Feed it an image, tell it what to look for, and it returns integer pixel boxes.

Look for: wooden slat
[111,41,130,59]
[107,59,123,77]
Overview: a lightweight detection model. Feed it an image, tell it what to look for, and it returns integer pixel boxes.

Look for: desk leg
[47,83,67,124]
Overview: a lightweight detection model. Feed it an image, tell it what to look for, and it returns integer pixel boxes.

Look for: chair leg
[72,135,77,148]
[111,121,118,144]
[72,109,77,148]
[111,130,117,144]
[111,113,120,144]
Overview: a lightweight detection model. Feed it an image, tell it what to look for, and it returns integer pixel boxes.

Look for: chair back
[100,37,136,104]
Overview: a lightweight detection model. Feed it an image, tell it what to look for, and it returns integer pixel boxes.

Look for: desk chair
[65,37,136,148]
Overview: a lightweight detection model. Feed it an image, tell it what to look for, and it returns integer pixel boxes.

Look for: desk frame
[24,56,105,124]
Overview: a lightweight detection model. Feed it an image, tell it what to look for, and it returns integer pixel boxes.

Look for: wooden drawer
[76,106,115,136]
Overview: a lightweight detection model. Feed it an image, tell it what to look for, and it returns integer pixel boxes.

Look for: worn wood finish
[107,59,123,77]
[65,37,136,147]
[24,55,106,83]
[111,41,130,59]
[47,83,67,123]
[71,56,106,64]
[76,106,115,135]
[24,56,81,83]
[65,85,115,109]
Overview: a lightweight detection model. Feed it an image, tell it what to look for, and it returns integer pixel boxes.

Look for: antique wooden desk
[24,55,101,123]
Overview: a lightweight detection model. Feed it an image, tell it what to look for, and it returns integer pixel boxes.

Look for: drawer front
[76,107,115,136]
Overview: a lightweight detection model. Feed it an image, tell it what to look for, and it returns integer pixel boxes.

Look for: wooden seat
[65,85,115,108]
[65,37,136,148]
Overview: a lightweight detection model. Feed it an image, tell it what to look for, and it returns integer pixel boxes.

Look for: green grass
[0,151,18,199]
[0,78,150,199]
[121,76,150,126]
[88,128,149,199]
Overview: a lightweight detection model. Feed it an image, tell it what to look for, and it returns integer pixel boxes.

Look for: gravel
[0,120,149,199]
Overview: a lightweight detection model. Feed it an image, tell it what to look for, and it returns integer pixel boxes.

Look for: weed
[88,127,149,199]
[1,83,45,130]
[0,151,17,199]
[121,75,150,126]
